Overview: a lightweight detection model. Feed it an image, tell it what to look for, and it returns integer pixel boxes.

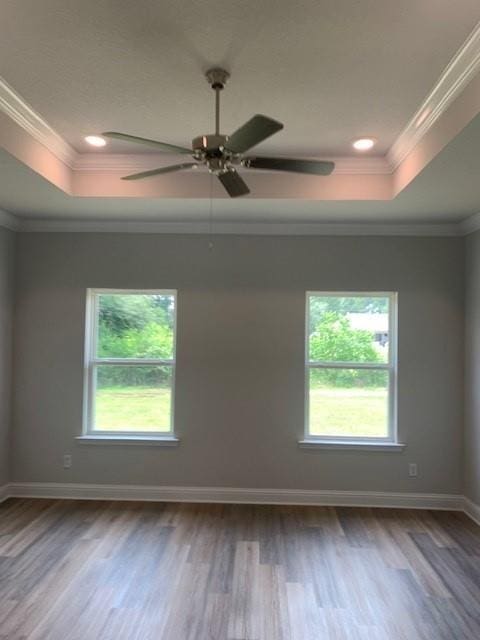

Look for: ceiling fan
[102,68,335,198]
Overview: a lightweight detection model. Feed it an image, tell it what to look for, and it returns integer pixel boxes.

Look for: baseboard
[0,484,9,503]
[462,497,480,526]
[6,482,463,510]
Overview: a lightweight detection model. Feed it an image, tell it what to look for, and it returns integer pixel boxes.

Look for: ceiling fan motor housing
[192,134,228,154]
[192,133,237,174]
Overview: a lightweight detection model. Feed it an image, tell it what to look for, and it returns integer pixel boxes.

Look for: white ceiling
[1,0,479,156]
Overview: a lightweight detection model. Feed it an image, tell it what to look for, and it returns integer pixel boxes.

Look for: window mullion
[307,361,390,370]
[92,358,174,366]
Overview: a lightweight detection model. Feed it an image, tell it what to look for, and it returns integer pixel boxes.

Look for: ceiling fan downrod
[205,68,230,135]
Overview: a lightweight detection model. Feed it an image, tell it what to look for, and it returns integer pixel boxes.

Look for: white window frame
[304,291,398,444]
[82,288,177,437]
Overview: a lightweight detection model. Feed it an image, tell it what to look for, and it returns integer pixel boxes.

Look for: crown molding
[388,21,480,170]
[72,153,178,171]
[3,206,480,237]
[72,153,391,175]
[0,76,76,167]
[333,157,391,175]
[16,218,461,236]
[0,208,20,231]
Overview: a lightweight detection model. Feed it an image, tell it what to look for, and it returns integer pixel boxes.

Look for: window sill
[75,435,180,447]
[298,439,405,452]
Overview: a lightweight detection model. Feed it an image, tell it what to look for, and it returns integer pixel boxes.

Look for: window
[305,292,397,443]
[83,289,176,437]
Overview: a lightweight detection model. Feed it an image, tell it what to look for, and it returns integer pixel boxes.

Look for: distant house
[347,313,389,347]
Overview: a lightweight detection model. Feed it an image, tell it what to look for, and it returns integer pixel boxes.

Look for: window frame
[83,288,177,437]
[304,291,398,444]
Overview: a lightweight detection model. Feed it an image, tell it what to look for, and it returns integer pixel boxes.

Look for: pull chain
[208,173,214,251]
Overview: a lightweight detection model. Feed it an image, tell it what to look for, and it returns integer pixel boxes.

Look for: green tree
[97,294,174,387]
[99,294,172,334]
[310,312,384,387]
[98,322,173,360]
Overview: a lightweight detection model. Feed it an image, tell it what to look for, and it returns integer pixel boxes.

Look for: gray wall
[0,227,14,486]
[465,230,480,503]
[11,232,465,493]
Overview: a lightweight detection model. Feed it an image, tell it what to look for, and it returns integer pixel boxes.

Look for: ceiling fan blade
[217,169,250,197]
[225,115,283,154]
[103,131,192,154]
[122,162,198,181]
[244,156,335,175]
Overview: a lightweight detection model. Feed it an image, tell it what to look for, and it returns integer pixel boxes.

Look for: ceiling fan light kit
[102,68,335,197]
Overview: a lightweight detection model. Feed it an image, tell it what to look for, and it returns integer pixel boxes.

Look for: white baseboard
[462,497,480,526]
[6,482,463,510]
[0,484,10,503]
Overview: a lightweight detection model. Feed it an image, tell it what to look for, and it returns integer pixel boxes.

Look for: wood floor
[0,499,480,639]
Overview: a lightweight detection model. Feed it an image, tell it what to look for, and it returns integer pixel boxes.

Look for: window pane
[94,365,172,432]
[309,368,389,438]
[308,295,389,363]
[97,293,175,359]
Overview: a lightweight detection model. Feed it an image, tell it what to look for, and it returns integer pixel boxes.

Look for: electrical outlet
[63,454,72,469]
[408,463,418,478]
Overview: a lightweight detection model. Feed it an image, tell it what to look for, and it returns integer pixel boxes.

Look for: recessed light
[85,135,107,147]
[352,137,376,151]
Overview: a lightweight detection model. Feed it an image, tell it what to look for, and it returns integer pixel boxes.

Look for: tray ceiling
[0,1,480,226]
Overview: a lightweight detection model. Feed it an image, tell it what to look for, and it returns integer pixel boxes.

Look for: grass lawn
[95,384,386,437]
[309,386,388,437]
[95,386,171,431]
